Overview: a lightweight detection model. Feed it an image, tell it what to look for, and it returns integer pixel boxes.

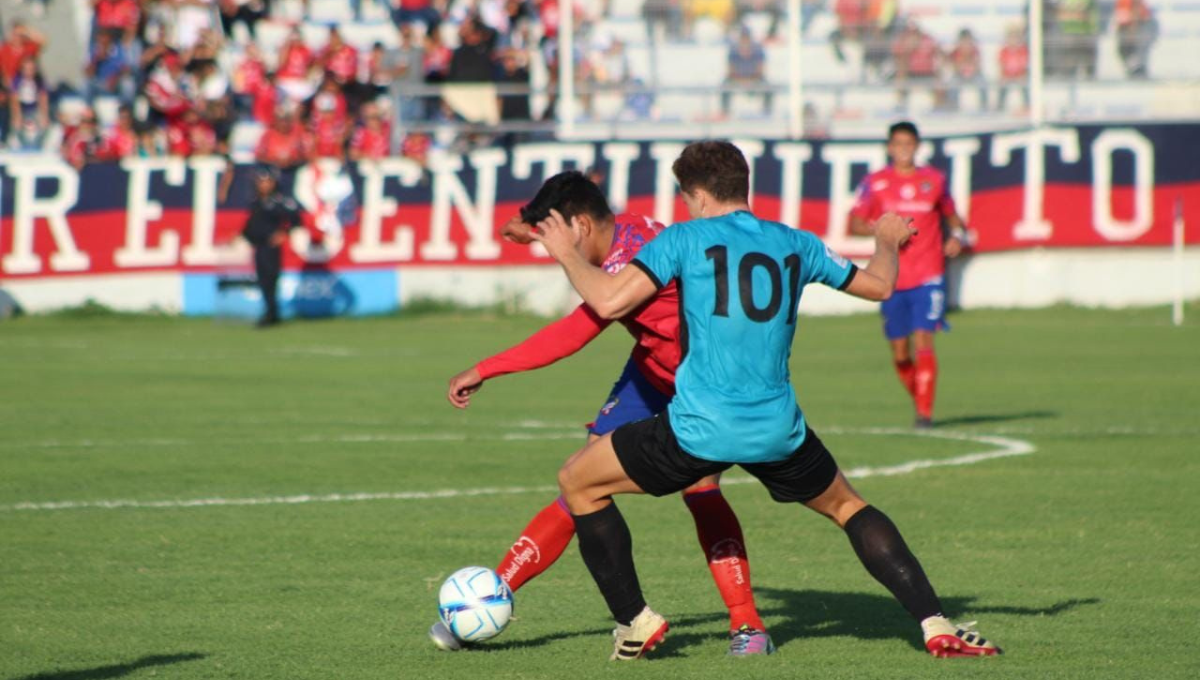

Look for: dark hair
[519,171,613,225]
[888,121,920,140]
[671,140,749,203]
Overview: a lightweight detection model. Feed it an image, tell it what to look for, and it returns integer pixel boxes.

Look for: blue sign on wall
[183,267,398,319]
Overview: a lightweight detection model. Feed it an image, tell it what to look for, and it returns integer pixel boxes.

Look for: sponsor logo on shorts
[600,397,620,416]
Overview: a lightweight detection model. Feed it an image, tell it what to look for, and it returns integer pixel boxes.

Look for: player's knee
[556,463,577,498]
[806,478,868,528]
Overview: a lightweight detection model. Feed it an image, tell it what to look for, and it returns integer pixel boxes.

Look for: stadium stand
[0,0,1194,164]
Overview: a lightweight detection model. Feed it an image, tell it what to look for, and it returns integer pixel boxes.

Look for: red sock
[893,359,916,397]
[682,485,765,632]
[496,497,575,592]
[914,349,938,419]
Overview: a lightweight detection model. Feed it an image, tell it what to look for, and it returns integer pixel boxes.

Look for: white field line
[1,428,1034,512]
[4,423,1185,452]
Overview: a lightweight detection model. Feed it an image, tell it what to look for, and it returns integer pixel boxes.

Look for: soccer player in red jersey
[429,171,774,656]
[849,121,970,428]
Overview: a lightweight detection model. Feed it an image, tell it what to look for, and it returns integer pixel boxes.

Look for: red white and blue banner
[0,123,1197,314]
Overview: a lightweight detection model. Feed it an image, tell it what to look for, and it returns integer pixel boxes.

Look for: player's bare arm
[845,213,917,301]
[447,366,483,409]
[943,213,969,258]
[533,209,658,319]
[500,215,537,245]
[848,214,875,236]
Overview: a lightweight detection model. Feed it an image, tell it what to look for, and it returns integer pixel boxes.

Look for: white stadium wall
[3,249,1197,318]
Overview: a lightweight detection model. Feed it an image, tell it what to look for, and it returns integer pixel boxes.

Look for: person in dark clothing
[447,18,497,83]
[497,48,531,142]
[242,168,302,327]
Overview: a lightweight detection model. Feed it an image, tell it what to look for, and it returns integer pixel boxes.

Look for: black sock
[844,505,943,621]
[573,502,646,625]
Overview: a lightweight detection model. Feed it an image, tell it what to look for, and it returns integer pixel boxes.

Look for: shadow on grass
[483,591,1100,658]
[933,410,1058,428]
[10,653,206,680]
[744,589,1100,654]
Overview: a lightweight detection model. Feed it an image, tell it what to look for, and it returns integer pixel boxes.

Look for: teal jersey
[630,211,856,463]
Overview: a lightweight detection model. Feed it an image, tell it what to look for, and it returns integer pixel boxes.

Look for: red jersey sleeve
[476,304,612,380]
[934,172,957,218]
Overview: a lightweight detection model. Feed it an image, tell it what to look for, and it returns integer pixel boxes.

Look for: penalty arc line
[0,429,1035,512]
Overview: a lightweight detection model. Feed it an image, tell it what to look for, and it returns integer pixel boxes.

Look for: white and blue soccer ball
[438,566,514,642]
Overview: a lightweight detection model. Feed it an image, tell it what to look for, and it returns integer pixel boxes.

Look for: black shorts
[611,410,840,503]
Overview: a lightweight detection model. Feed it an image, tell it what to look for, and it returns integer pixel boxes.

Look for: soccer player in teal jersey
[531,141,1001,661]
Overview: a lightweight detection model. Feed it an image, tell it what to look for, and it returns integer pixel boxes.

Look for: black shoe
[255,316,279,328]
[914,416,934,430]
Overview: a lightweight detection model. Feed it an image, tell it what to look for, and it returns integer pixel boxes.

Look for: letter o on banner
[1091,129,1155,242]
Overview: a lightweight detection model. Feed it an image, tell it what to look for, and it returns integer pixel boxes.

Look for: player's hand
[447,366,484,409]
[874,212,917,249]
[500,215,538,245]
[531,209,582,261]
[944,236,963,258]
[269,230,287,247]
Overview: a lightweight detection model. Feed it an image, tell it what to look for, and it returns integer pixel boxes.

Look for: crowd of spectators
[828,0,1158,112]
[0,0,587,170]
[0,0,1171,167]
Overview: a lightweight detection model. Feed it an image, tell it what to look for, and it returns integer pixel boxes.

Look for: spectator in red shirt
[401,131,432,166]
[319,26,359,86]
[255,108,311,175]
[309,104,349,161]
[143,52,191,124]
[0,21,45,87]
[892,19,944,111]
[97,104,139,160]
[232,42,268,116]
[92,0,140,45]
[166,108,216,157]
[277,28,316,101]
[996,25,1029,112]
[348,101,392,161]
[251,72,280,124]
[62,109,100,169]
[947,28,987,111]
[189,110,219,156]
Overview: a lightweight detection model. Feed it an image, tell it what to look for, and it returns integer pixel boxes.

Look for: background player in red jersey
[430,171,774,656]
[849,121,970,428]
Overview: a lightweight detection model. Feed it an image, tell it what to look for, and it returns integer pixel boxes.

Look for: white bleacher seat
[93,97,121,126]
[690,17,727,45]
[740,12,774,43]
[608,0,643,21]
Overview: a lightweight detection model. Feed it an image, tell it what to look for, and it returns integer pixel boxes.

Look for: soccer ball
[438,566,514,642]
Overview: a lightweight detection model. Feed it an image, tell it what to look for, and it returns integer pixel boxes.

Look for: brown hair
[671,140,750,203]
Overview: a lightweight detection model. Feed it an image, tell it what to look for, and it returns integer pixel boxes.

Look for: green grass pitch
[2,305,1198,679]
